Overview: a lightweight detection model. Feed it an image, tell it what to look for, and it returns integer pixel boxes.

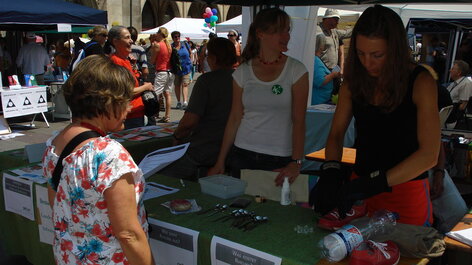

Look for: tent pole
[130,0,133,27]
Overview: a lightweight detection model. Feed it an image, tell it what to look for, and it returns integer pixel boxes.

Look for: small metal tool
[197,203,220,215]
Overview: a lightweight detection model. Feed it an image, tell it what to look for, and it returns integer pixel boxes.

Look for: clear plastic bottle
[280,177,291,205]
[318,210,398,262]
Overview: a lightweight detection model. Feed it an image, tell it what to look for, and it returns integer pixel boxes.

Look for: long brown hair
[344,5,412,112]
[241,8,290,63]
[158,27,172,53]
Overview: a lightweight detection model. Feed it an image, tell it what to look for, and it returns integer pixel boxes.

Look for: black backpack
[170,47,182,74]
[170,41,191,74]
[141,90,160,117]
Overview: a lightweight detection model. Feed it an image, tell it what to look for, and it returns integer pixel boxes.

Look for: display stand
[0,116,11,134]
[0,86,50,128]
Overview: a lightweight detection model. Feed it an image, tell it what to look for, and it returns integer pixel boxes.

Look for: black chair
[463,96,472,130]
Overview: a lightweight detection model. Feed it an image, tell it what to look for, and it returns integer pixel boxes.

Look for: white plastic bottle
[319,210,398,262]
[280,177,291,205]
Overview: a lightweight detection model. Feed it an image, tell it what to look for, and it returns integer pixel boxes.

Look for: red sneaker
[317,204,367,231]
[349,240,400,265]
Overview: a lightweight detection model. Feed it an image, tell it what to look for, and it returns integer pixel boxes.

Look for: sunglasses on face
[100,34,108,37]
[172,35,180,39]
[228,34,236,37]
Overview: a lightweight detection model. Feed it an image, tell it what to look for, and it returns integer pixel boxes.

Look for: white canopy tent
[216,9,360,34]
[142,17,215,40]
[319,4,472,26]
[316,7,361,18]
[216,15,242,33]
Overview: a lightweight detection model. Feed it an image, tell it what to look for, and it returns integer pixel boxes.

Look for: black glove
[336,169,392,219]
[309,161,346,215]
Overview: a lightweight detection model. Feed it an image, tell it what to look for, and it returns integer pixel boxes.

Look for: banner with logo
[1,87,48,118]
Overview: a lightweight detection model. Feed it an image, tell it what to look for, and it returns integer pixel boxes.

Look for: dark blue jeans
[227,146,292,178]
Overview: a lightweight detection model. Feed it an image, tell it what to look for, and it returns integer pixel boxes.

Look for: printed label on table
[1,87,47,118]
[211,236,282,265]
[148,218,199,265]
[35,185,52,223]
[38,224,54,245]
[3,173,34,220]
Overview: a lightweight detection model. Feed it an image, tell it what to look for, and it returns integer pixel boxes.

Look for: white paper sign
[1,87,48,118]
[148,219,199,265]
[57,24,72,32]
[143,182,179,201]
[38,224,54,245]
[36,184,53,245]
[211,236,282,265]
[138,143,190,178]
[35,185,53,226]
[3,173,35,221]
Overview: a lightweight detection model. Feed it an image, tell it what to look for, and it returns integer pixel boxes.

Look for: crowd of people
[29,4,471,264]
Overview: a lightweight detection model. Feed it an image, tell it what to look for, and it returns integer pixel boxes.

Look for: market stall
[0,0,107,31]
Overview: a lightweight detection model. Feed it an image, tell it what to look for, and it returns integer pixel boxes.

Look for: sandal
[158,116,170,123]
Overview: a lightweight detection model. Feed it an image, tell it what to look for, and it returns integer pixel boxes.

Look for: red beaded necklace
[80,122,107,137]
[258,53,282,65]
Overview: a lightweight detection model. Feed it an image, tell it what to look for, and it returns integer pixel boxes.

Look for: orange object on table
[305,147,357,165]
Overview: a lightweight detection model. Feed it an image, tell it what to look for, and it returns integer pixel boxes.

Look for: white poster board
[3,173,35,220]
[211,236,282,265]
[148,218,199,265]
[1,86,48,118]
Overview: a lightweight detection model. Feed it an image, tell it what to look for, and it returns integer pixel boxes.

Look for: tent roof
[216,15,242,33]
[179,0,472,6]
[0,0,107,30]
[318,4,472,26]
[142,17,215,40]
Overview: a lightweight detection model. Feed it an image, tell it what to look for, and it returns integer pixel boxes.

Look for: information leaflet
[211,236,282,265]
[148,218,199,265]
[3,173,35,220]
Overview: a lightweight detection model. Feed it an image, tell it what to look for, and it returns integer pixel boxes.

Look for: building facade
[68,0,241,31]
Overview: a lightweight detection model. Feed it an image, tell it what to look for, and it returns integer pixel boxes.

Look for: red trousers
[353,173,433,226]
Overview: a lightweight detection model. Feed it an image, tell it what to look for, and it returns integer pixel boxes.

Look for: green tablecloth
[0,149,29,173]
[0,136,173,264]
[0,172,329,265]
[145,175,329,265]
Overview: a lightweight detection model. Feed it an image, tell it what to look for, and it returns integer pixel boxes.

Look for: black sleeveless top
[352,65,428,180]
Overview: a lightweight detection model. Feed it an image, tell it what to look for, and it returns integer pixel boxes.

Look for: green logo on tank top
[271,84,283,95]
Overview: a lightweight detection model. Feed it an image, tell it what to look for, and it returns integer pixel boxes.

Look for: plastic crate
[199,175,247,199]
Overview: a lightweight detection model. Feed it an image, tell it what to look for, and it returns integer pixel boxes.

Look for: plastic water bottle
[280,177,291,205]
[318,210,398,262]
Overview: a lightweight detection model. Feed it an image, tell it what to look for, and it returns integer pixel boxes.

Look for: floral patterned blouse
[42,132,148,265]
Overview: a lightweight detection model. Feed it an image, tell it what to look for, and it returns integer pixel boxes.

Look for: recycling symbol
[6,99,15,108]
[38,95,46,103]
[23,97,32,105]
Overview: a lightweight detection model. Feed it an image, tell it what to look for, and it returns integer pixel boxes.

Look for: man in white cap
[16,32,50,85]
[317,9,352,94]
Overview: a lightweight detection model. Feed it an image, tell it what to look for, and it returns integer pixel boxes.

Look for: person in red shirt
[108,26,153,129]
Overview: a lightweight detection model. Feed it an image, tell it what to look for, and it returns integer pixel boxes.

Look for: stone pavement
[0,74,200,152]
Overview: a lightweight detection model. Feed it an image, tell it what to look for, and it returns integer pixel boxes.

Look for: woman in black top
[84,26,108,57]
[312,5,440,226]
